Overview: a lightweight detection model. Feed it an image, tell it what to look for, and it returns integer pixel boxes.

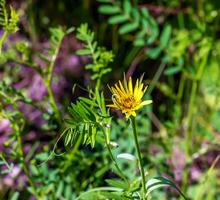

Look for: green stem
[131,117,146,200]
[46,83,62,124]
[44,32,64,125]
[177,74,185,101]
[0,31,8,53]
[147,62,166,95]
[14,123,40,199]
[96,77,101,90]
[186,81,197,157]
[101,127,128,183]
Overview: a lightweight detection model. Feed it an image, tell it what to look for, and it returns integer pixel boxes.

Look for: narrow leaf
[119,22,139,34]
[108,14,129,24]
[99,5,120,15]
[117,153,136,161]
[160,24,172,49]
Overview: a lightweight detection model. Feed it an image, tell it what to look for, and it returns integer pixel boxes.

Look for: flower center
[122,95,135,109]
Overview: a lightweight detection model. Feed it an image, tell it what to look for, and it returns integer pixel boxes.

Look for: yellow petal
[123,76,128,92]
[119,80,126,94]
[112,87,121,97]
[135,83,144,99]
[134,79,139,97]
[140,100,152,106]
[115,84,126,96]
[128,77,133,94]
[107,104,118,108]
[131,111,136,117]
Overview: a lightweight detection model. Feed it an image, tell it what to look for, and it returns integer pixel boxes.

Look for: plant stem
[185,81,197,157]
[14,122,40,199]
[101,127,128,183]
[0,30,8,53]
[131,117,146,200]
[147,62,166,95]
[177,74,185,101]
[46,83,62,125]
[44,31,64,125]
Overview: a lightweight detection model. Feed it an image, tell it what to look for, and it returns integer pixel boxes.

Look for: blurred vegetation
[0,0,220,199]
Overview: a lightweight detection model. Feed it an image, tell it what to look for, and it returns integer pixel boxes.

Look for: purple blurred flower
[28,74,47,101]
[0,119,11,133]
[170,145,186,182]
[14,68,47,101]
[19,103,45,126]
[2,165,27,189]
[190,166,202,181]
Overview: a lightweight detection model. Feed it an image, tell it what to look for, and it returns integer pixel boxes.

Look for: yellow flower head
[108,76,152,118]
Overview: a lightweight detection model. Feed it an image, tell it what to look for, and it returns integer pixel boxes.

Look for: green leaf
[164,66,182,75]
[76,49,91,55]
[79,97,98,107]
[99,5,120,14]
[10,192,19,200]
[117,153,136,161]
[146,47,161,59]
[141,8,149,19]
[160,24,172,49]
[66,27,75,34]
[134,38,145,46]
[106,179,129,190]
[91,126,97,147]
[108,14,129,24]
[75,187,123,200]
[119,22,139,34]
[146,177,188,199]
[211,111,220,132]
[99,191,122,200]
[64,130,72,146]
[123,0,131,15]
[64,185,72,199]
[147,17,159,44]
[131,7,140,23]
[30,164,39,176]
[35,152,49,161]
[56,181,64,198]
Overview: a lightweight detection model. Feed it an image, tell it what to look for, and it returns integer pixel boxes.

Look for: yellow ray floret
[108,76,152,118]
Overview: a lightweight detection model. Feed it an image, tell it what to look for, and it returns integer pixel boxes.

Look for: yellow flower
[108,76,152,118]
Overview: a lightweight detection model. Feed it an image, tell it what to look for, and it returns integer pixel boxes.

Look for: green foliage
[76,23,114,84]
[146,177,187,199]
[0,81,32,105]
[0,153,13,174]
[0,0,19,33]
[63,89,111,148]
[0,0,19,53]
[1,1,220,199]
[47,27,65,57]
[0,81,29,132]
[98,0,159,47]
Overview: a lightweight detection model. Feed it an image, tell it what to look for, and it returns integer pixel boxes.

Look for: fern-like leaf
[7,6,19,33]
[0,0,19,33]
[63,89,111,148]
[76,23,114,84]
[0,0,7,28]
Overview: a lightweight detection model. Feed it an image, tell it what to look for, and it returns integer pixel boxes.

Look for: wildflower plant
[108,75,152,118]
[1,0,219,199]
[64,73,187,199]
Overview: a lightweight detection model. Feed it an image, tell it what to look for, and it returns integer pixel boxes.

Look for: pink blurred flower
[0,119,11,133]
[170,145,186,182]
[190,166,202,181]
